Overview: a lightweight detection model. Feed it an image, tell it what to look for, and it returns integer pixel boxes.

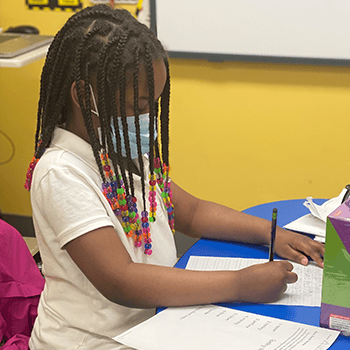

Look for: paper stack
[283,189,347,243]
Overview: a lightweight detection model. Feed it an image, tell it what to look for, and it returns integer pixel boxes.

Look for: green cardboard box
[320,199,350,336]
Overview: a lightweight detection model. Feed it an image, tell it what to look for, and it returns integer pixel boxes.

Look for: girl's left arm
[171,181,324,268]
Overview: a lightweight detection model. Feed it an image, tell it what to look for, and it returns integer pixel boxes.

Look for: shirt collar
[50,127,98,171]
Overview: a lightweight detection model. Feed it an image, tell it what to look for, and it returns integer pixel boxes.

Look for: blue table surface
[174,199,349,348]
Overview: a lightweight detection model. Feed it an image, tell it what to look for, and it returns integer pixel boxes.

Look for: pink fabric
[0,219,45,349]
[1,334,30,350]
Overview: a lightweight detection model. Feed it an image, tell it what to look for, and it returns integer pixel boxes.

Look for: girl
[25,5,324,350]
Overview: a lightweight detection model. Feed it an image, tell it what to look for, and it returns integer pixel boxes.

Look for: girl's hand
[274,228,324,268]
[234,260,298,303]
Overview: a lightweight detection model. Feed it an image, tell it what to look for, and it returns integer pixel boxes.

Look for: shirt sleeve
[33,165,114,249]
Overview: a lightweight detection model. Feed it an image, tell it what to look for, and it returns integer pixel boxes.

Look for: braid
[132,47,147,209]
[96,33,120,149]
[74,23,106,180]
[107,31,130,193]
[144,44,155,176]
[119,61,137,198]
[160,58,171,168]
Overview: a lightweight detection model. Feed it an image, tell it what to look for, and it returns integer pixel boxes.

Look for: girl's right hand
[234,260,298,303]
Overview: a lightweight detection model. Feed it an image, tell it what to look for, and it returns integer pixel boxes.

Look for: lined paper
[186,256,323,307]
[114,305,339,350]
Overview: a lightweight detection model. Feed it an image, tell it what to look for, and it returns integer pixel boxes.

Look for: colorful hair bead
[161,162,175,234]
[98,154,175,254]
[148,173,157,223]
[24,156,40,190]
[101,153,135,239]
[24,141,46,191]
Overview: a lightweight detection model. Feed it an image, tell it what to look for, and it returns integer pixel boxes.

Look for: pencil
[269,208,277,262]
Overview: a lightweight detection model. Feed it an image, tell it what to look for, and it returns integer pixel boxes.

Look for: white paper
[283,214,326,237]
[303,189,346,223]
[114,305,339,350]
[283,189,346,237]
[186,256,323,307]
[314,236,326,243]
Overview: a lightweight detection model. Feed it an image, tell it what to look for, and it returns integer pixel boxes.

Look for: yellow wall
[169,60,350,211]
[1,1,350,217]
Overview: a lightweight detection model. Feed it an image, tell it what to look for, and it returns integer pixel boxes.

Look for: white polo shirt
[29,128,177,350]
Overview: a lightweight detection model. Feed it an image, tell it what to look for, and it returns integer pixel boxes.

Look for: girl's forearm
[184,198,272,245]
[106,263,239,308]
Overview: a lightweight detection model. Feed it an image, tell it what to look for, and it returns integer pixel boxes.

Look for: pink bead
[154,158,160,168]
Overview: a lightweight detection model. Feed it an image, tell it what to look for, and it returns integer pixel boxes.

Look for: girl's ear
[70,81,81,109]
[70,81,98,113]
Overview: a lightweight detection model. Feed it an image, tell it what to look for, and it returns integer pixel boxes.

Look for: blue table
[175,199,349,349]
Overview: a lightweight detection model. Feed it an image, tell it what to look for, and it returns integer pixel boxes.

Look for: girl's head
[25,5,174,254]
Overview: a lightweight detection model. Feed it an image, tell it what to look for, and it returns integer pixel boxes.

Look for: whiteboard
[151,0,350,64]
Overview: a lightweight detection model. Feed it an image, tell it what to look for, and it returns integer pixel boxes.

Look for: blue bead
[122,216,129,222]
[168,214,174,220]
[142,222,149,228]
[167,207,173,213]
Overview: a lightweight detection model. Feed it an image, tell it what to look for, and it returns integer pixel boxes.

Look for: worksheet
[114,305,339,350]
[186,256,323,306]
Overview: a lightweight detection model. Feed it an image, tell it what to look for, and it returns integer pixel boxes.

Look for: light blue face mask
[91,85,157,159]
[111,113,157,159]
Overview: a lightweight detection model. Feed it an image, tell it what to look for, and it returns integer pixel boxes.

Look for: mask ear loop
[89,84,99,116]
[89,84,104,148]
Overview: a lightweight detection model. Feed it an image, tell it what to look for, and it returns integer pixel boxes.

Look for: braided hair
[25,5,174,254]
